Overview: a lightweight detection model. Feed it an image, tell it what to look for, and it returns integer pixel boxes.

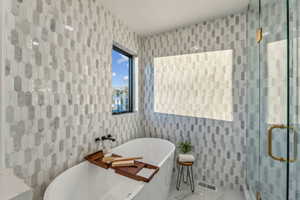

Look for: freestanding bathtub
[44,138,175,200]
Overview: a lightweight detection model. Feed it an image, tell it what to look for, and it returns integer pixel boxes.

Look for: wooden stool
[176,160,195,192]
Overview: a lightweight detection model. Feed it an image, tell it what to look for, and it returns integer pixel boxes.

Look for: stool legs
[176,165,184,190]
[184,167,188,183]
[176,165,195,193]
[188,166,195,192]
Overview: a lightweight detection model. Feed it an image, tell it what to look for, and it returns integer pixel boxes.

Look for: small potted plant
[178,141,193,154]
[177,141,195,164]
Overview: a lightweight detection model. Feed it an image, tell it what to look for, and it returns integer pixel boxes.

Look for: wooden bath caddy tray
[113,161,159,182]
[85,151,159,182]
[85,150,121,169]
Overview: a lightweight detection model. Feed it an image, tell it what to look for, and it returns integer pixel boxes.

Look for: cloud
[112,72,116,76]
[123,76,128,81]
[117,55,129,64]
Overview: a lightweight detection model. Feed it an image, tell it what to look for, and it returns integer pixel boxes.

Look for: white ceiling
[99,0,249,35]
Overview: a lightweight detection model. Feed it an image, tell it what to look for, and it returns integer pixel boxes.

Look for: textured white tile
[142,13,247,190]
[4,0,143,199]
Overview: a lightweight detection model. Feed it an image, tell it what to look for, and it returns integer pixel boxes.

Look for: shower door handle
[268,124,298,163]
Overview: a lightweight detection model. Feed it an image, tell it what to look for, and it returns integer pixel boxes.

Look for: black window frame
[112,45,134,115]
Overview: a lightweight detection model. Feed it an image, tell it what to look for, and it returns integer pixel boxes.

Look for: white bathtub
[44,138,175,200]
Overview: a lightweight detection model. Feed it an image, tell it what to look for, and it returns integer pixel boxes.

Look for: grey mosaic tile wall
[3,0,143,199]
[141,13,248,191]
[1,0,262,198]
[0,0,4,170]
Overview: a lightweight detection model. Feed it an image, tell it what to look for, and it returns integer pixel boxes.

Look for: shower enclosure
[246,0,300,200]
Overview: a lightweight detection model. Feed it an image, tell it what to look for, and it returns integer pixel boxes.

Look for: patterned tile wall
[3,0,143,199]
[2,0,253,198]
[141,13,248,190]
[0,0,4,170]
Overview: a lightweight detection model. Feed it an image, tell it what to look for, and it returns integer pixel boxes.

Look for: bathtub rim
[44,137,175,200]
[113,137,175,167]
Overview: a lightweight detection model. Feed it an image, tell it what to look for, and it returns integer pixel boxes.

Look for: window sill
[112,111,138,116]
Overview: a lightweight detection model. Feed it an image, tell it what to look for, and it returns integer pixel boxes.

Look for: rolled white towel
[178,154,195,163]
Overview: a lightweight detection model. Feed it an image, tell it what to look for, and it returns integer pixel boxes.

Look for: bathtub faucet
[101,134,116,142]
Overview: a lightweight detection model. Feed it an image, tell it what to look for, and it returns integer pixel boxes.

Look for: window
[112,45,133,114]
[154,50,233,121]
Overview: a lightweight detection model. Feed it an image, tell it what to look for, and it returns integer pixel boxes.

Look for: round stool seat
[178,160,193,166]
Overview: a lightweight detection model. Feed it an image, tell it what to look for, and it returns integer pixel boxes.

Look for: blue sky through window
[112,48,131,113]
[112,49,129,88]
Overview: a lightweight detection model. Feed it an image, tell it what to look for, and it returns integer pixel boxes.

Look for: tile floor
[168,177,245,200]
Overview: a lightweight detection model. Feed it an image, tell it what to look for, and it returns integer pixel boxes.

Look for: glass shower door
[259,0,289,199]
[288,0,300,199]
[246,0,261,199]
[247,0,300,199]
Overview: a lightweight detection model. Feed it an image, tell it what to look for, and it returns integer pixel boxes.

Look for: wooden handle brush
[112,157,143,162]
[112,160,136,167]
[103,156,143,164]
